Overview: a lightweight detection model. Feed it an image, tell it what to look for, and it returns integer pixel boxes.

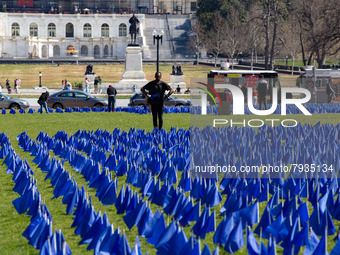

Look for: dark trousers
[327,93,333,103]
[38,100,49,113]
[151,104,164,129]
[108,96,115,112]
[258,95,267,110]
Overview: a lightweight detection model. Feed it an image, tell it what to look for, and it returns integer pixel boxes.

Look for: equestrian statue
[129,14,140,45]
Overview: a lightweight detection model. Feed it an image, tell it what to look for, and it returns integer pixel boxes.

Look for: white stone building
[0,12,150,59]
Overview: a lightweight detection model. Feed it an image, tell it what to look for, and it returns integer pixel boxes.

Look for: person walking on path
[107,85,117,112]
[15,78,21,94]
[13,79,17,93]
[256,75,268,110]
[141,72,174,129]
[6,79,11,94]
[38,91,49,114]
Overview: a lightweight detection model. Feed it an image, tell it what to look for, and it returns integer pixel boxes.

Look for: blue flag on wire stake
[225,218,244,254]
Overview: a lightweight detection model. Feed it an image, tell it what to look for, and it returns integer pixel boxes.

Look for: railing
[165,14,175,59]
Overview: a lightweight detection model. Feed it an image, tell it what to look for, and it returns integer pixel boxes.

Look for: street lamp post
[153,29,164,73]
[39,72,42,87]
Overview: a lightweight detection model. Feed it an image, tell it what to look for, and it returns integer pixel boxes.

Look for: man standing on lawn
[107,85,117,112]
[256,74,268,110]
[141,72,174,129]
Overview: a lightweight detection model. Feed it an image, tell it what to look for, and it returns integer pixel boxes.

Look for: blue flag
[155,221,177,249]
[303,229,319,255]
[225,218,244,254]
[255,206,273,235]
[233,202,259,228]
[312,229,328,255]
[247,227,260,255]
[202,244,211,255]
[330,238,340,255]
[213,215,234,245]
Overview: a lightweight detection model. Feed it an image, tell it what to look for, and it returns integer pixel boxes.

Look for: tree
[281,12,301,74]
[187,22,205,65]
[244,4,264,69]
[202,14,228,67]
[253,0,289,70]
[196,0,224,30]
[224,6,245,69]
[296,0,340,67]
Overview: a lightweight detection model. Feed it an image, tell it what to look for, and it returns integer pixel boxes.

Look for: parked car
[47,90,108,109]
[128,92,191,107]
[0,93,30,109]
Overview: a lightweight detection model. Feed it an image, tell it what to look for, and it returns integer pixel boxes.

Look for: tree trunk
[307,52,313,65]
[292,57,295,75]
[264,12,270,70]
[299,28,306,66]
[269,21,278,70]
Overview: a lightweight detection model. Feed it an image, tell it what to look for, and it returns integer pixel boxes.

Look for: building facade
[0,12,152,59]
[1,0,196,14]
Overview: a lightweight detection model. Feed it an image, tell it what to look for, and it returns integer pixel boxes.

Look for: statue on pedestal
[129,14,140,46]
[172,65,176,75]
[171,65,183,76]
[176,65,183,75]
[85,64,94,75]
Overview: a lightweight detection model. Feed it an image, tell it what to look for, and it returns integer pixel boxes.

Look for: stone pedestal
[116,46,148,92]
[169,74,186,92]
[119,46,147,83]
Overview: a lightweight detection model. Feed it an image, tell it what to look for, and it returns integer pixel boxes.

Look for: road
[26,98,130,108]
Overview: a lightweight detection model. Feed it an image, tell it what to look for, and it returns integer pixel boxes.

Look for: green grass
[0,112,190,255]
[274,59,338,68]
[0,64,298,89]
[0,64,213,89]
[0,112,339,254]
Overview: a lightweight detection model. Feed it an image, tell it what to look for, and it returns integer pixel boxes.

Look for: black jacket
[107,86,117,96]
[38,92,49,101]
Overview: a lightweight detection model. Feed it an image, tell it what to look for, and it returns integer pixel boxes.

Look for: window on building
[11,23,20,36]
[94,45,100,58]
[159,2,164,12]
[191,2,197,12]
[48,23,56,37]
[30,23,38,37]
[104,45,109,58]
[101,23,109,37]
[81,45,88,56]
[66,23,74,37]
[53,45,60,57]
[83,23,92,38]
[119,23,127,37]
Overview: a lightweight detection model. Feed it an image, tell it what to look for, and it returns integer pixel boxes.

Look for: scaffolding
[0,0,196,14]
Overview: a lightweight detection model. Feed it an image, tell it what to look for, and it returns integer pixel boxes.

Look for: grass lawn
[0,112,339,254]
[0,64,299,89]
[0,64,213,89]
